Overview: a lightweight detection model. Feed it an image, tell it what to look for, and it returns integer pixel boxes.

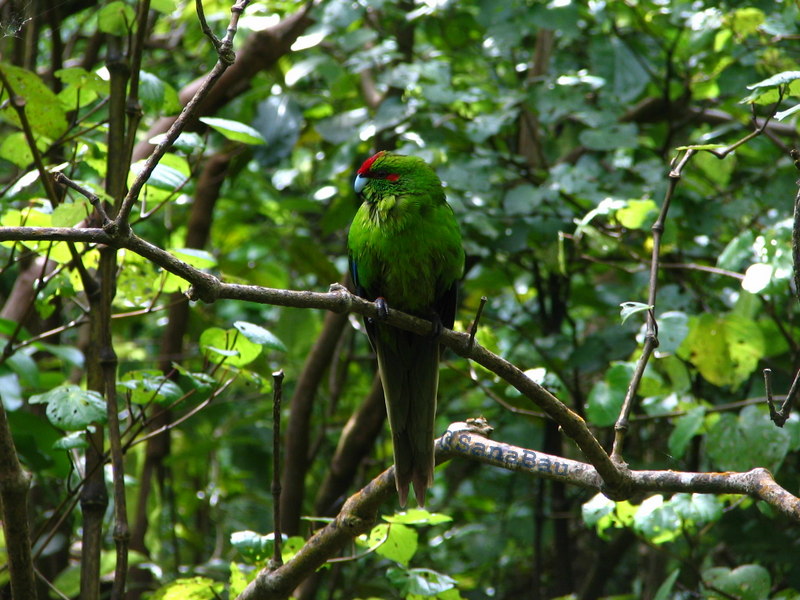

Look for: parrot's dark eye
[369,169,400,182]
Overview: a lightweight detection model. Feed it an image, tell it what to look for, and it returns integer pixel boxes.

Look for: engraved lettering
[504,450,518,466]
[456,432,471,452]
[471,442,486,457]
[537,456,552,473]
[487,445,504,462]
[441,430,452,447]
[553,461,569,476]
[521,449,537,468]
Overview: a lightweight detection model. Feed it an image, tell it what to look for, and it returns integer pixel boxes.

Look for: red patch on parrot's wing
[358,151,386,175]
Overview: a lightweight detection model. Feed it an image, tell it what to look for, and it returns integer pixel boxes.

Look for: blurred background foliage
[2,0,800,598]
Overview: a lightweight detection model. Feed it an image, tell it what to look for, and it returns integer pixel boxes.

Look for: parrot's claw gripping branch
[374,297,389,319]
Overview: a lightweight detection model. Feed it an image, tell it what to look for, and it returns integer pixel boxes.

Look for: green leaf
[579,123,637,151]
[0,132,34,167]
[230,530,273,563]
[619,301,652,324]
[36,342,85,369]
[703,565,771,600]
[55,67,109,109]
[503,184,542,216]
[233,321,287,352]
[775,103,800,121]
[29,385,107,431]
[130,161,188,191]
[655,311,690,356]
[706,405,790,472]
[677,313,765,388]
[615,199,657,229]
[717,230,755,271]
[730,7,765,37]
[53,431,88,450]
[369,523,418,566]
[0,373,22,410]
[586,362,634,427]
[52,199,89,227]
[674,144,728,151]
[384,509,453,526]
[633,495,680,544]
[150,132,204,153]
[200,327,262,367]
[611,35,649,103]
[669,493,723,525]
[653,569,681,600]
[746,70,800,90]
[97,1,137,35]
[148,576,224,600]
[117,370,184,405]
[199,117,265,145]
[169,247,217,270]
[668,405,706,459]
[229,562,250,599]
[581,493,632,539]
[53,550,146,598]
[0,62,68,138]
[742,74,800,105]
[387,567,457,596]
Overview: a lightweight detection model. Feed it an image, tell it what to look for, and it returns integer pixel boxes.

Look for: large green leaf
[706,405,791,472]
[29,385,107,431]
[677,313,764,388]
[199,327,262,367]
[199,117,265,145]
[0,63,68,138]
[702,565,771,600]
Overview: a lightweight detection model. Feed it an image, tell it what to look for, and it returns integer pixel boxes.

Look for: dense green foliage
[2,0,800,598]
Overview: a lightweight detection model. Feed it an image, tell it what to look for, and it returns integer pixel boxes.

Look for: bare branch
[236,422,800,599]
[114,0,251,232]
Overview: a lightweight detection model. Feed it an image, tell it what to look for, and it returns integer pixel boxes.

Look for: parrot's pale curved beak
[354,173,367,194]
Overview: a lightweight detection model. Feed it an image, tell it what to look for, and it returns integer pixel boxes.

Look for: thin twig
[468,296,487,351]
[196,0,223,52]
[54,172,111,225]
[611,149,694,463]
[271,370,285,569]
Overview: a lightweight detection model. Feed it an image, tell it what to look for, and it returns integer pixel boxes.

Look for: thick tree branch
[0,401,38,600]
[0,222,629,495]
[236,422,800,599]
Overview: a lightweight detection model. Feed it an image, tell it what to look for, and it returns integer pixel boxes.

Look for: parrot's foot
[428,313,444,340]
[375,296,389,319]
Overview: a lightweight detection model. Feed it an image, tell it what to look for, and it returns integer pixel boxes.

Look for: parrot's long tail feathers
[371,324,439,507]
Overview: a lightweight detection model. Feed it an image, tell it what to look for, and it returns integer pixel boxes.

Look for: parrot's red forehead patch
[357,151,386,175]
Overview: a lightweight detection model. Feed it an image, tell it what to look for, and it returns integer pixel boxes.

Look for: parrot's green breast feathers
[347,152,464,314]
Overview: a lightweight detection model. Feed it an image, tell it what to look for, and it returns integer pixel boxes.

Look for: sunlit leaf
[200,117,265,145]
[200,327,262,367]
[619,301,652,324]
[233,321,287,352]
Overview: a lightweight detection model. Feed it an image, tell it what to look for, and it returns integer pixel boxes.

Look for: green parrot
[347,151,465,506]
